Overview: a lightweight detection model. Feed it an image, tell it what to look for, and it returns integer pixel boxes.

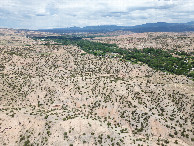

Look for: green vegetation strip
[33,36,194,79]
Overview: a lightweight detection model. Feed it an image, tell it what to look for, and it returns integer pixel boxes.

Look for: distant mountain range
[37,22,194,33]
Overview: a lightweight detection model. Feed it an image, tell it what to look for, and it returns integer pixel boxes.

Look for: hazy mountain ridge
[37,22,194,33]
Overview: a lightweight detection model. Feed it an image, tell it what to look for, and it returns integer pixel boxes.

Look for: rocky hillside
[0,29,193,146]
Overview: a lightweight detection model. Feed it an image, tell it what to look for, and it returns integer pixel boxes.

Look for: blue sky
[0,0,193,29]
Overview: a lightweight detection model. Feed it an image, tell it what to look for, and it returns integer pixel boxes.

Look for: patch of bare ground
[86,32,194,54]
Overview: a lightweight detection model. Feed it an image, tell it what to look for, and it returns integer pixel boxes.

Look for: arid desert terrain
[0,29,193,146]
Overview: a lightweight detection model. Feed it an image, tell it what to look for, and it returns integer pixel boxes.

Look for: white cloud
[0,0,193,29]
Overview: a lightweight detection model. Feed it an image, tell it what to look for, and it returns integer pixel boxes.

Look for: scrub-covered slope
[0,29,193,146]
